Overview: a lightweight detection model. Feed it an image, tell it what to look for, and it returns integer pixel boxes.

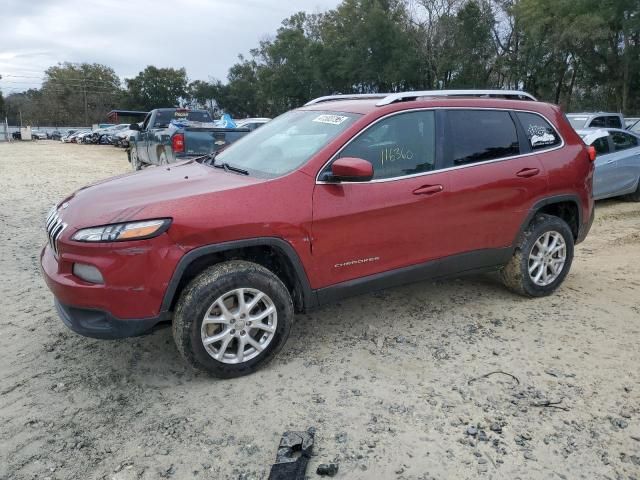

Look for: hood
[58,160,263,229]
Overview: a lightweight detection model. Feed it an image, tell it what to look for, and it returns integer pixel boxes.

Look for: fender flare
[160,237,317,314]
[513,194,583,248]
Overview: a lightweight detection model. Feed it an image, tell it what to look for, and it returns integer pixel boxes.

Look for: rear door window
[590,116,606,128]
[516,112,561,150]
[337,110,436,180]
[448,110,519,165]
[611,132,638,151]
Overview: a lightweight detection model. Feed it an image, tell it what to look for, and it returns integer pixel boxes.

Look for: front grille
[45,206,67,256]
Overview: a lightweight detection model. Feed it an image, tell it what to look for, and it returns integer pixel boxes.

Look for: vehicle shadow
[51,272,520,387]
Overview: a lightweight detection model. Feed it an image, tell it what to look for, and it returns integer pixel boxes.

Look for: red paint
[330,157,373,180]
[41,97,593,320]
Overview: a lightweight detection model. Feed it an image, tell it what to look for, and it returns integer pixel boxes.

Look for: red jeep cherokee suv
[41,90,595,378]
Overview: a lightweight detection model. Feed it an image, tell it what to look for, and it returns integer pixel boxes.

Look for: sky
[0,0,341,95]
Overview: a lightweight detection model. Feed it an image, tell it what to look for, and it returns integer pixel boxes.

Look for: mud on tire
[172,260,294,378]
[501,214,575,297]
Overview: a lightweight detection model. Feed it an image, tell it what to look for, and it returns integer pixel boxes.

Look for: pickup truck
[128,108,251,170]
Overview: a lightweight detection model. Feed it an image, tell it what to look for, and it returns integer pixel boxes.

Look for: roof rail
[377,89,537,105]
[304,89,537,107]
[304,94,388,106]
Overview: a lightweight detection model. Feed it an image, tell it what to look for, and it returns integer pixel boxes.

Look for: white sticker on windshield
[313,114,349,125]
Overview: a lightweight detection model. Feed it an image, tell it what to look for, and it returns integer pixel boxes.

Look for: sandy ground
[0,141,639,480]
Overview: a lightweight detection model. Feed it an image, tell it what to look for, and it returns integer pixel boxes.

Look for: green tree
[125,66,188,111]
[188,79,224,116]
[449,1,495,87]
[317,0,424,94]
[252,12,325,114]
[224,57,263,117]
[41,62,122,125]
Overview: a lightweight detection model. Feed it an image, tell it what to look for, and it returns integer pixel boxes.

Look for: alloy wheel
[200,288,277,364]
[528,231,567,286]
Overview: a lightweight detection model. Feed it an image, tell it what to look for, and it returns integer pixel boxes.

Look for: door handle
[413,184,443,195]
[605,159,615,164]
[516,168,540,178]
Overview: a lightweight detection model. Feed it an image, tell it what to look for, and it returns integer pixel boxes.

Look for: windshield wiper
[220,162,249,175]
[200,151,249,175]
[211,157,249,175]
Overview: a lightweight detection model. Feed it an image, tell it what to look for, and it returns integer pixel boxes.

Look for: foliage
[3,0,639,125]
[4,63,122,125]
[124,66,188,111]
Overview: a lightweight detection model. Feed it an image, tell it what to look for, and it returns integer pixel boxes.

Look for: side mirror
[129,123,141,131]
[327,157,374,182]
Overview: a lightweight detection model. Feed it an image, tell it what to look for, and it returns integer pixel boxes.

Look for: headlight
[72,219,171,242]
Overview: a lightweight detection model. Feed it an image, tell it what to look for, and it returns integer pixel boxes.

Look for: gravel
[1,142,639,479]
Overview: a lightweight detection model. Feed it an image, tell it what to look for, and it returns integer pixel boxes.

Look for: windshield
[214,110,360,178]
[567,116,588,130]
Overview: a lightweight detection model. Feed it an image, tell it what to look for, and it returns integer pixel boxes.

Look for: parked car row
[46,113,271,165]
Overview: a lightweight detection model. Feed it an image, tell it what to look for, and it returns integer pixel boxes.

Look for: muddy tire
[130,145,142,171]
[172,261,293,378]
[626,179,640,202]
[501,214,574,297]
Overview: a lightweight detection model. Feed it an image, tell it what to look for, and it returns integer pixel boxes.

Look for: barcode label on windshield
[313,114,349,125]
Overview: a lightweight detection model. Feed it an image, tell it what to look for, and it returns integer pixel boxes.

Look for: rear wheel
[159,150,169,165]
[172,261,293,378]
[501,214,574,297]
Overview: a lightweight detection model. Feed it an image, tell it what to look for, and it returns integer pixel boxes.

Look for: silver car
[578,128,640,201]
[568,112,625,130]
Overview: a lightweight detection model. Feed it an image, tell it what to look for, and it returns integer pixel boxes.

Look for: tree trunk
[566,58,578,112]
[622,32,630,113]
[554,56,568,105]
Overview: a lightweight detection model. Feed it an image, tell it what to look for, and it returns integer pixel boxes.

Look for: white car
[235,117,271,131]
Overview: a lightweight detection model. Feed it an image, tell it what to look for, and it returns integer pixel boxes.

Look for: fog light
[73,263,104,284]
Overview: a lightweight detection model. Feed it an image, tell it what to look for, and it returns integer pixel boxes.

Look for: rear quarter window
[516,112,561,150]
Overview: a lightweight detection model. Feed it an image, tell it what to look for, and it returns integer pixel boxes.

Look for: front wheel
[172,261,294,378]
[501,214,574,297]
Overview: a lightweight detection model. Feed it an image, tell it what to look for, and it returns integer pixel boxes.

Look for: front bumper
[40,234,181,338]
[55,300,166,339]
[40,234,181,319]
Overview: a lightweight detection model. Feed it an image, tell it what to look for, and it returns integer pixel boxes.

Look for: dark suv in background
[42,90,595,378]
